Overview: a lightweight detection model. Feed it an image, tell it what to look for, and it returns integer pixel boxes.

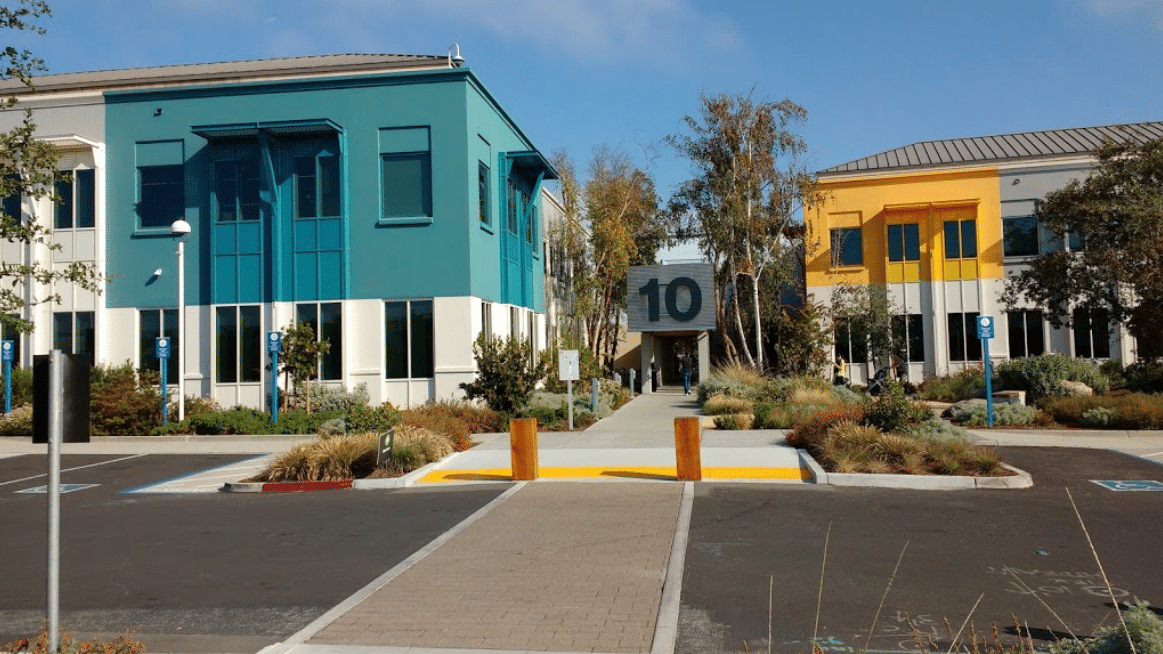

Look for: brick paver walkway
[310,482,683,652]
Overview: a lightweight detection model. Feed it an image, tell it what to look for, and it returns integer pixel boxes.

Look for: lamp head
[171,218,192,239]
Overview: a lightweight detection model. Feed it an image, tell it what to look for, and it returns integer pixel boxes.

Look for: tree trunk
[729,258,755,367]
[748,272,765,371]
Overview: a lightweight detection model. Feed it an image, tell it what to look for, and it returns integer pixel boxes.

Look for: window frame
[385,299,435,380]
[215,305,262,384]
[1002,216,1039,258]
[139,308,179,384]
[214,159,261,223]
[1006,309,1045,358]
[830,227,863,267]
[138,164,185,231]
[947,312,982,363]
[52,310,95,366]
[890,314,924,363]
[887,223,920,262]
[1072,307,1110,359]
[478,161,491,228]
[379,151,433,223]
[295,154,341,220]
[943,219,978,259]
[295,302,343,381]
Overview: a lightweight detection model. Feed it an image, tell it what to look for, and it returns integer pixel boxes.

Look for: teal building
[0,54,558,409]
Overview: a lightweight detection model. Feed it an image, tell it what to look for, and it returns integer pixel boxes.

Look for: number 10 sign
[626,263,715,332]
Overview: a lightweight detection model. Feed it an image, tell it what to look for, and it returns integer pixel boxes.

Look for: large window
[139,165,184,229]
[834,318,867,365]
[54,169,95,229]
[523,190,534,244]
[891,314,925,363]
[887,224,920,262]
[481,301,492,340]
[830,227,863,266]
[296,155,341,219]
[943,220,977,259]
[2,174,20,223]
[507,180,518,233]
[53,311,94,365]
[478,161,490,225]
[947,312,982,363]
[215,160,260,222]
[1073,307,1110,359]
[140,308,179,384]
[382,153,432,219]
[1006,309,1044,358]
[1002,216,1039,257]
[216,305,261,383]
[385,300,434,379]
[296,302,342,380]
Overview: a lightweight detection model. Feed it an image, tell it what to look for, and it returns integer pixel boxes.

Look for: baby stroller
[866,366,892,396]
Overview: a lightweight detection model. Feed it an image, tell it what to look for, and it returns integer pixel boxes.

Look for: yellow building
[805,121,1163,383]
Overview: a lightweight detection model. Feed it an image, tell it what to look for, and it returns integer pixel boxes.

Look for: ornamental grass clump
[259,425,453,482]
[703,394,756,416]
[713,412,754,430]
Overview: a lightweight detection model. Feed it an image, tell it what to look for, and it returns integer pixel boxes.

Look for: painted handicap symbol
[1090,480,1163,491]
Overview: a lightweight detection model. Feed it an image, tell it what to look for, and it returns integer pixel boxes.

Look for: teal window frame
[478,161,490,227]
[295,154,341,220]
[215,159,261,223]
[380,152,432,221]
[139,164,185,230]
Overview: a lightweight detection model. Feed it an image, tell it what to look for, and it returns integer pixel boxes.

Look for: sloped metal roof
[820,121,1163,175]
[0,53,450,94]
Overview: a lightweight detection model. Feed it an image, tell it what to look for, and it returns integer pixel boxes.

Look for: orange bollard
[674,416,702,481]
[509,417,539,480]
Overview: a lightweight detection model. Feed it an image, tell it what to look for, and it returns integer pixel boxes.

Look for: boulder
[1059,380,1094,397]
[942,398,988,420]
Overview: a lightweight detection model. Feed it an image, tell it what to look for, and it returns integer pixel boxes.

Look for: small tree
[279,322,330,413]
[460,333,547,416]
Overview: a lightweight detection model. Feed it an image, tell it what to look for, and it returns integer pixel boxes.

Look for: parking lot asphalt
[677,446,1163,654]
[0,452,510,652]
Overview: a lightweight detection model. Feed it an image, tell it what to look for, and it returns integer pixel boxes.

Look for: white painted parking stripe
[123,454,273,493]
[0,453,147,487]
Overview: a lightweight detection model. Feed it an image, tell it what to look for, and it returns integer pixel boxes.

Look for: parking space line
[0,453,147,487]
[121,454,271,494]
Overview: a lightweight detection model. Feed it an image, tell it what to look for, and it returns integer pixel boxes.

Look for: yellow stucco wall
[805,167,1002,289]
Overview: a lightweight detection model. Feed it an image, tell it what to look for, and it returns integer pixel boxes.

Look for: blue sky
[13,0,1163,203]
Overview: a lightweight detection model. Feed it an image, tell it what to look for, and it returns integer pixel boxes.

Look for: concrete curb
[220,452,464,493]
[798,449,1033,490]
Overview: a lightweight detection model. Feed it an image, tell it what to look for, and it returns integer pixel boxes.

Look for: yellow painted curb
[418,466,810,484]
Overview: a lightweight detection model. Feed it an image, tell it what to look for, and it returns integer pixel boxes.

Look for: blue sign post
[156,337,171,426]
[267,331,282,425]
[976,316,995,428]
[2,340,12,414]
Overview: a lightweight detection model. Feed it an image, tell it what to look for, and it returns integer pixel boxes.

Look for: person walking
[833,355,848,386]
[679,350,693,395]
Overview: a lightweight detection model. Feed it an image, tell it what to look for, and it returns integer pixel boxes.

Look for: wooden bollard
[674,416,702,481]
[510,417,539,480]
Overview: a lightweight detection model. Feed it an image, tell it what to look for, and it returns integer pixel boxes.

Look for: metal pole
[161,354,168,427]
[271,349,279,426]
[591,377,599,414]
[984,339,994,428]
[177,240,185,422]
[47,350,62,654]
[4,357,11,414]
[566,379,573,430]
[629,368,636,399]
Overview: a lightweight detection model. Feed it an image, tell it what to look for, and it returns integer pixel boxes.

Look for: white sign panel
[626,263,716,332]
[558,349,580,381]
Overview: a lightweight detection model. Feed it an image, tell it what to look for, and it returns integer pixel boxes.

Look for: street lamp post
[171,218,191,422]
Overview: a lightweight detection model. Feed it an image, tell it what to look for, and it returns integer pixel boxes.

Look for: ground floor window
[296,302,342,380]
[1006,309,1044,359]
[216,305,262,383]
[140,308,178,384]
[947,312,982,363]
[891,314,924,363]
[385,299,433,379]
[53,311,94,365]
[834,318,868,365]
[481,301,492,340]
[1073,307,1110,359]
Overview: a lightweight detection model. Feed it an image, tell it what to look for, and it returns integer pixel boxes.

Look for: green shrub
[188,408,274,435]
[959,402,1038,427]
[460,333,547,414]
[540,338,603,394]
[713,412,753,430]
[1082,406,1116,427]
[1048,601,1163,654]
[309,382,370,412]
[916,366,987,402]
[345,402,400,433]
[697,364,769,404]
[0,404,32,435]
[0,365,33,407]
[904,418,972,444]
[861,382,930,434]
[754,402,797,429]
[90,363,162,435]
[1124,361,1163,394]
[997,354,1109,399]
[1040,393,1163,429]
